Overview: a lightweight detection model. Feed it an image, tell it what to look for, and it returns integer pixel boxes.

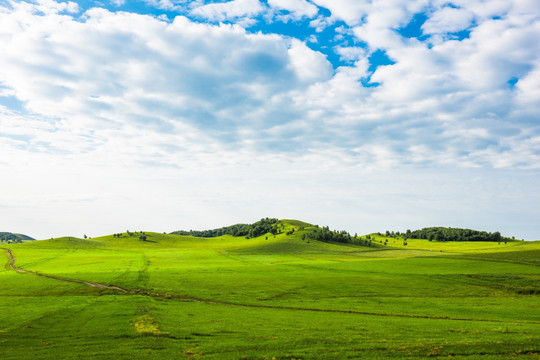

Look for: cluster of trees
[0,237,22,244]
[112,231,146,240]
[171,218,279,239]
[0,233,22,243]
[0,232,34,243]
[307,227,379,247]
[392,227,506,242]
[169,221,514,246]
[308,227,352,244]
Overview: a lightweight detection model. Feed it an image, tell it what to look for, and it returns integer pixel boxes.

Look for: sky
[1,0,539,240]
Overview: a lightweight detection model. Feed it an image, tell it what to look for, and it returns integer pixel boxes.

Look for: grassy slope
[0,221,539,359]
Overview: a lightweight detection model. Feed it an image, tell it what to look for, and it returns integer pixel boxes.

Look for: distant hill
[383,227,512,242]
[171,218,279,238]
[171,218,369,246]
[0,232,35,243]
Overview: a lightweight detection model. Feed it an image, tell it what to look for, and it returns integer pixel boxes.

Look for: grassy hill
[381,227,515,242]
[0,232,34,243]
[1,219,539,359]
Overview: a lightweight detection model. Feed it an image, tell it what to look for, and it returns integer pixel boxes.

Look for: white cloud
[268,0,318,19]
[514,64,540,119]
[422,6,474,35]
[309,15,334,32]
[0,87,16,97]
[313,0,428,27]
[458,0,511,20]
[110,0,125,6]
[1,0,540,239]
[142,0,185,12]
[311,0,369,25]
[335,46,366,62]
[287,40,333,82]
[2,0,536,172]
[0,2,335,170]
[351,0,428,50]
[190,0,265,22]
[438,15,540,91]
[34,0,80,14]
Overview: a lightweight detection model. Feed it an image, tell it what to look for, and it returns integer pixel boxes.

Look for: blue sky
[1,0,539,240]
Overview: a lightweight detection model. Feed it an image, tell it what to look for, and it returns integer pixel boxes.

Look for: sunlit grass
[1,222,539,359]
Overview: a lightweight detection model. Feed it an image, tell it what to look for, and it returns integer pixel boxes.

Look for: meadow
[1,220,539,359]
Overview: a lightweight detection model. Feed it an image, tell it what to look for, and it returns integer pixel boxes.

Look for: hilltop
[170,217,280,238]
[6,218,523,247]
[0,232,34,243]
[170,218,519,246]
[382,227,515,242]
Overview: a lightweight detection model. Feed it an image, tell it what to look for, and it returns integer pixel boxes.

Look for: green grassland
[1,220,539,359]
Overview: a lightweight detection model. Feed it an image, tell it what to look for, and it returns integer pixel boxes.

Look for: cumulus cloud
[190,0,265,22]
[0,1,336,170]
[313,0,540,169]
[0,0,539,171]
[142,0,185,12]
[268,0,319,20]
[422,6,474,35]
[309,14,334,32]
[34,0,80,14]
[1,0,540,240]
[288,39,333,82]
[335,46,366,62]
[310,0,369,26]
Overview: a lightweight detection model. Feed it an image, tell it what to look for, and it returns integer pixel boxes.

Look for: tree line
[170,218,279,239]
[307,227,376,247]
[386,227,508,242]
[308,226,352,243]
[0,232,34,243]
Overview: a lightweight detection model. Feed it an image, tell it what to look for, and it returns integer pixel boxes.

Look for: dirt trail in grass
[4,248,539,325]
[4,249,128,292]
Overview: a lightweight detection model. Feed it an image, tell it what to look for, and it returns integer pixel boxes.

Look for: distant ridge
[171,218,279,238]
[0,232,35,243]
[171,219,520,245]
[383,227,513,242]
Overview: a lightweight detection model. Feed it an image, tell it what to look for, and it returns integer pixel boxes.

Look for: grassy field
[1,220,539,359]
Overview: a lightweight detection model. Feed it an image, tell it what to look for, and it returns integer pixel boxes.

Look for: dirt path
[3,248,539,324]
[4,248,127,292]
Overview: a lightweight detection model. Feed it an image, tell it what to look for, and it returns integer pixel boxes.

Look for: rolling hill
[0,219,538,359]
[0,232,34,243]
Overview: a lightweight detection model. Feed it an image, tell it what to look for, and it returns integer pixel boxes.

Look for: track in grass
[4,247,538,326]
[4,248,128,292]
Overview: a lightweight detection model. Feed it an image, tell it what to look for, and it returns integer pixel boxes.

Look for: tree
[170,218,278,238]
[403,227,510,242]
